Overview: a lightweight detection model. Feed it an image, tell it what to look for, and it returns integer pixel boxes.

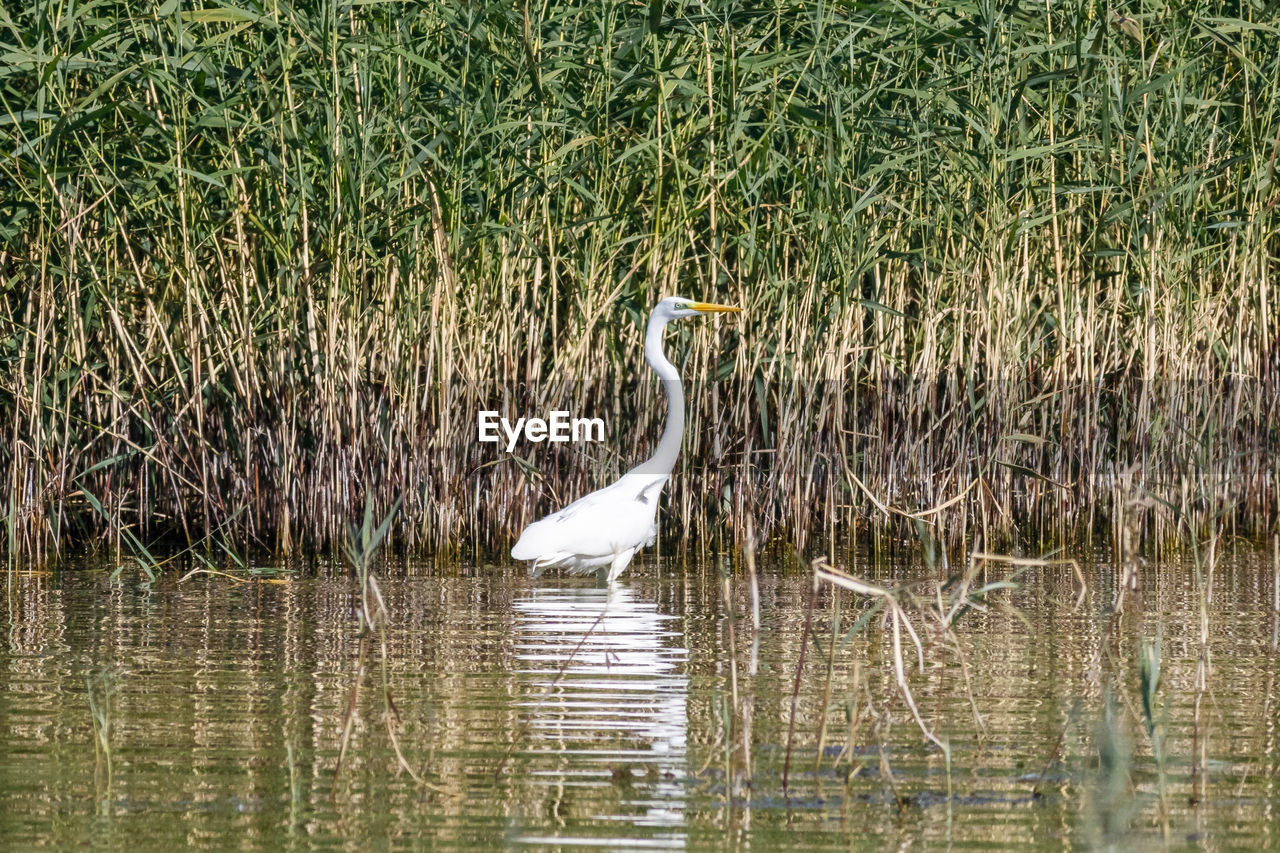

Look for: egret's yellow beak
[689,302,741,314]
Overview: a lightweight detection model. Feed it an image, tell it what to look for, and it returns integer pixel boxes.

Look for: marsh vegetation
[2,2,1277,562]
[4,6,1279,848]
[4,549,1280,848]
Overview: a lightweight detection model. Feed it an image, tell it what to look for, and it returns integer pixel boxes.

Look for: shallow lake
[2,547,1279,849]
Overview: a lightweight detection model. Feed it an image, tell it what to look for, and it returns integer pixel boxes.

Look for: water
[3,550,1279,849]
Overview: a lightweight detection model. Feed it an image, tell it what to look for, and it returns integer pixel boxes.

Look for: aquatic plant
[798,552,1035,799]
[333,495,425,789]
[1,0,1277,561]
[86,668,115,806]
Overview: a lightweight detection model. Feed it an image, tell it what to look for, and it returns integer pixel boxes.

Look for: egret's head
[658,296,742,320]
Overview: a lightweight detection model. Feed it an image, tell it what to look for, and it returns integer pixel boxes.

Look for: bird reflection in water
[513,583,688,847]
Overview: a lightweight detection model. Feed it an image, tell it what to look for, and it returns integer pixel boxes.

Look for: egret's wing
[633,476,666,506]
[511,474,668,562]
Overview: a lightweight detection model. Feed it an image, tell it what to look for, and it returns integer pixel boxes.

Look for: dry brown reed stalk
[1189,526,1218,806]
[811,560,949,760]
[1273,534,1280,652]
[800,551,1057,799]
[969,551,1087,609]
[813,589,841,779]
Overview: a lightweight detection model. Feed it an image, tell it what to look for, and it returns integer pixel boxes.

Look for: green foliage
[1,0,1277,559]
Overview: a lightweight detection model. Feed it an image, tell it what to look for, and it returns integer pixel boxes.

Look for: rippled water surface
[3,550,1280,849]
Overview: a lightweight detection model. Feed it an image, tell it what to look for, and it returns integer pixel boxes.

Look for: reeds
[2,0,1277,561]
[333,495,425,790]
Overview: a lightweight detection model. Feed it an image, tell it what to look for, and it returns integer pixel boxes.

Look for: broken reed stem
[1030,703,1076,800]
[376,616,427,786]
[1273,534,1279,615]
[744,518,761,632]
[1272,534,1279,651]
[722,573,740,779]
[332,632,368,793]
[783,570,819,793]
[814,591,840,776]
[812,559,971,798]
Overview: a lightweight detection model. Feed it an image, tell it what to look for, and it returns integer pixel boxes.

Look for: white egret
[511,296,741,583]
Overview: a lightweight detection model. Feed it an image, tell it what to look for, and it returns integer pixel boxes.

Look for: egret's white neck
[629,311,684,477]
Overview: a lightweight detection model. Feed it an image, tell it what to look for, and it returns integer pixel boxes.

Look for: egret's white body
[511,297,739,583]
